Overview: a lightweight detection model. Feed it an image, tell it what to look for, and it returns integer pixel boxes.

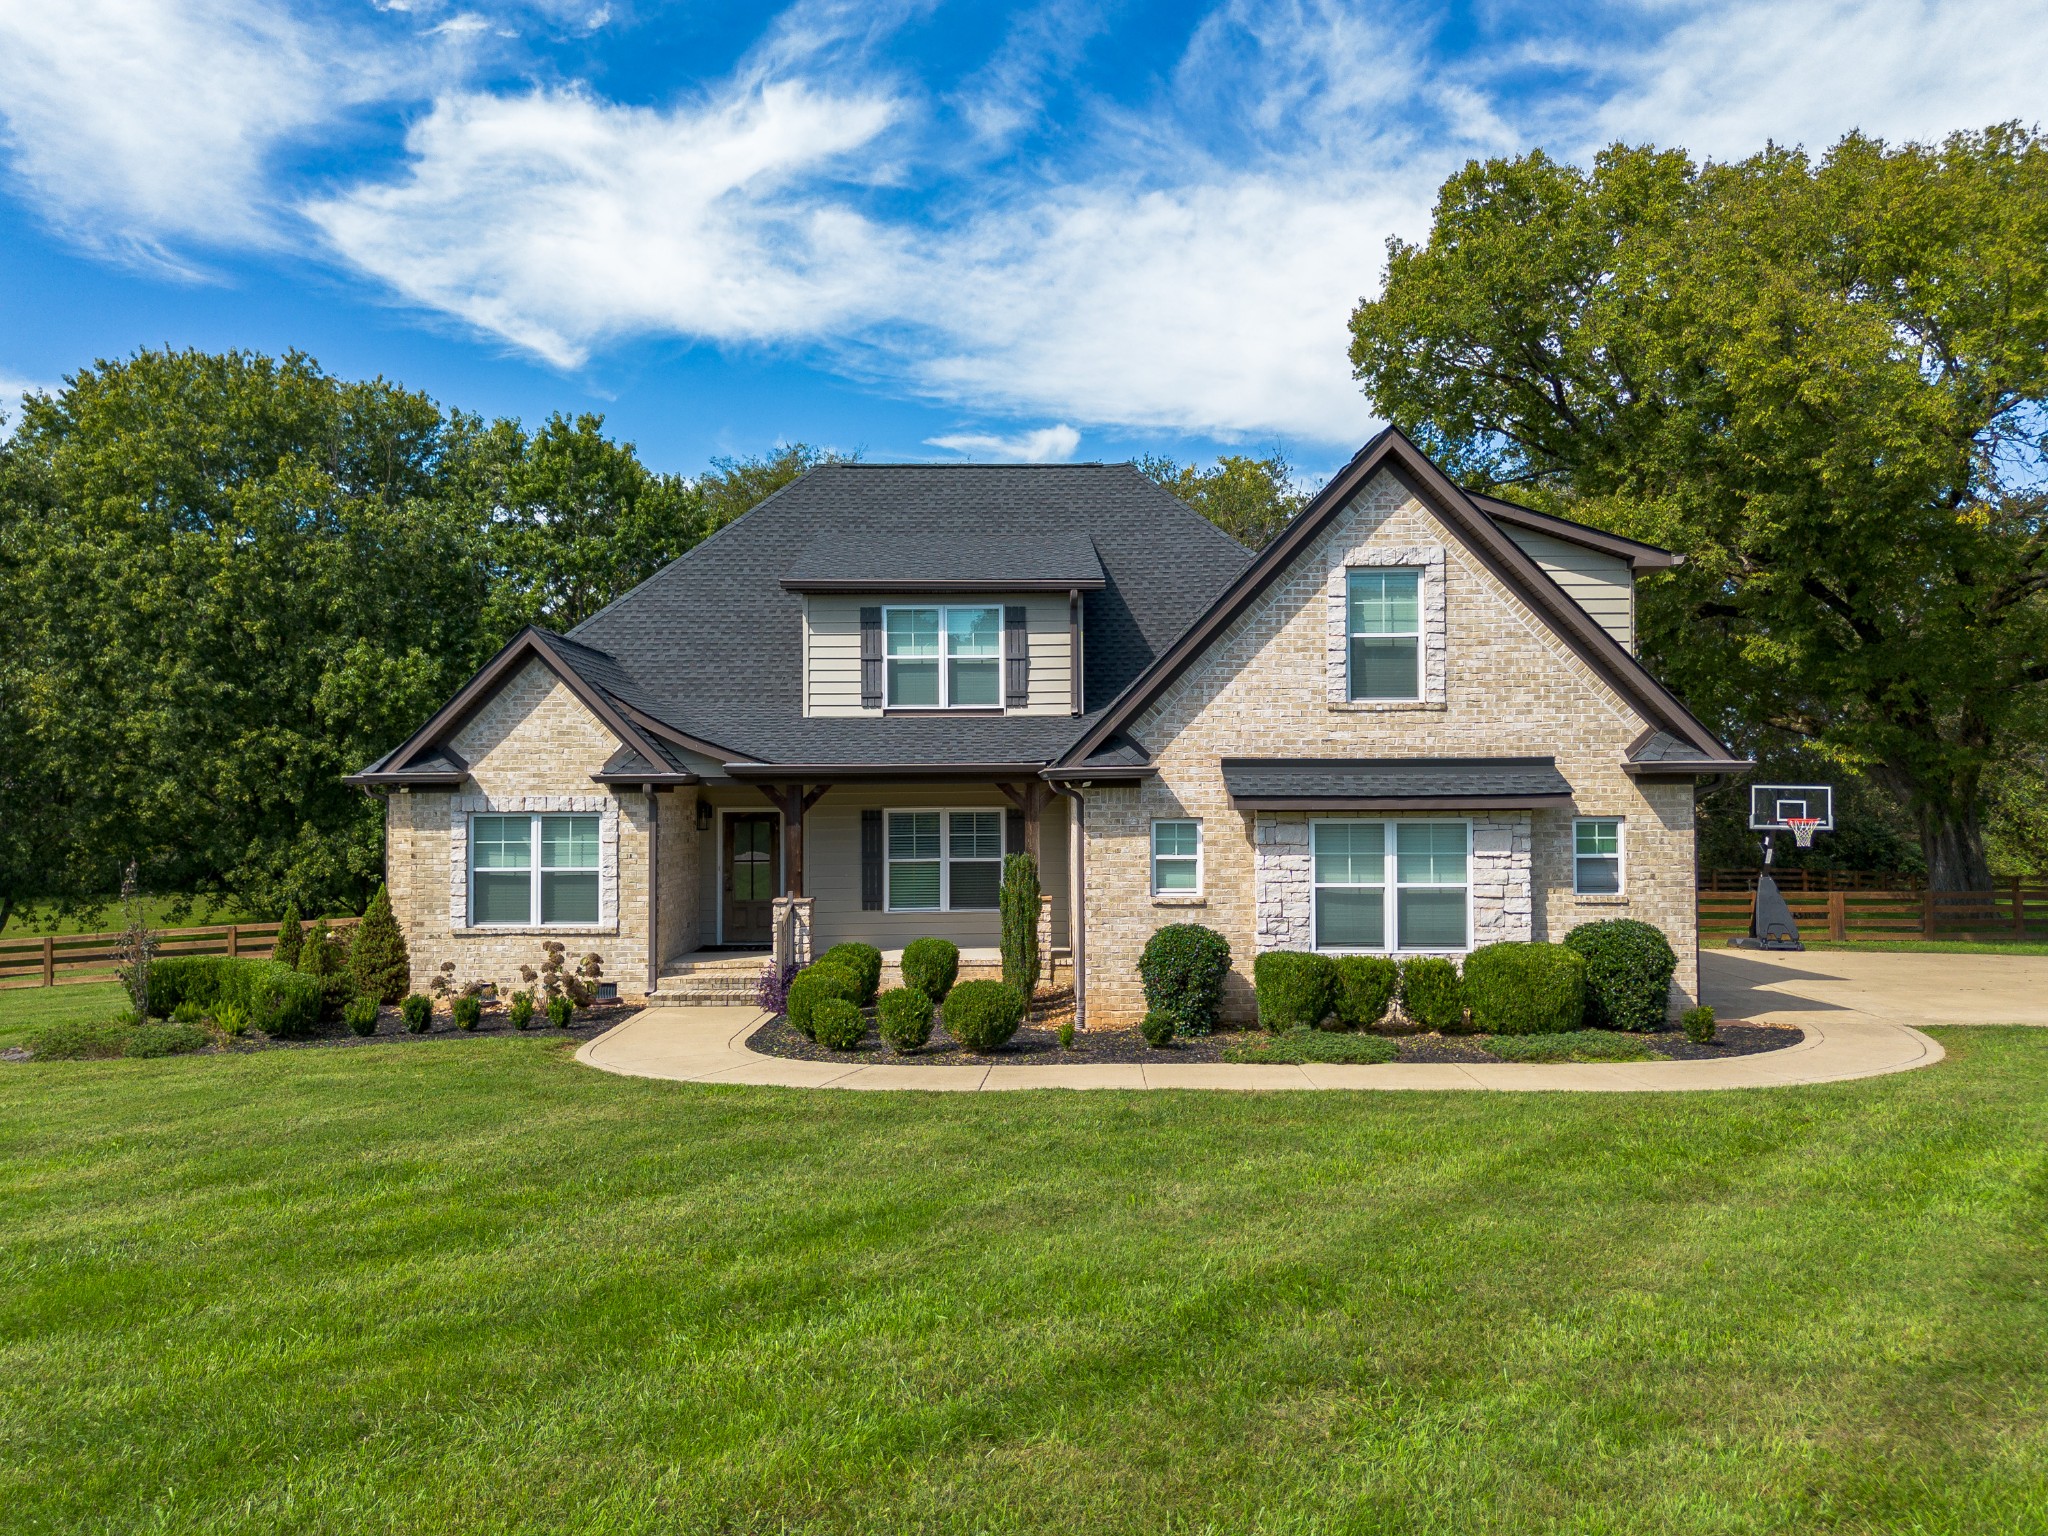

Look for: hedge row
[146,956,323,1038]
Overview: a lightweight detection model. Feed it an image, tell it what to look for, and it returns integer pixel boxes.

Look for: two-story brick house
[349,428,1744,1025]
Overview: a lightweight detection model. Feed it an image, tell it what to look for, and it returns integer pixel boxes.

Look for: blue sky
[2,1,2044,480]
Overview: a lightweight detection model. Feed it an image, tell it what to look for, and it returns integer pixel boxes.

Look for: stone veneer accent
[1252,812,1530,951]
[448,793,619,931]
[1079,465,1700,1029]
[1325,544,1447,708]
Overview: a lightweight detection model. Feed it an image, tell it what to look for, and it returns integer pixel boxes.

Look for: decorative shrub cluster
[122,1022,210,1058]
[811,997,866,1050]
[900,938,960,1001]
[1564,919,1678,1031]
[298,917,355,1016]
[818,943,882,1006]
[342,996,379,1036]
[272,902,304,968]
[787,962,864,1040]
[1139,923,1233,1035]
[942,980,1025,1051]
[146,956,322,1038]
[878,987,934,1052]
[1461,942,1586,1036]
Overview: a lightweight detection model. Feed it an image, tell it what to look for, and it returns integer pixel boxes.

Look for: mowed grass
[0,981,128,1052]
[3,1032,2047,1534]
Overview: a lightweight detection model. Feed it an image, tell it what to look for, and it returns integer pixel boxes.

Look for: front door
[723,813,780,946]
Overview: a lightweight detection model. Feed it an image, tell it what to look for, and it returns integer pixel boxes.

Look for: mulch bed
[220,1002,643,1052]
[747,1014,1803,1067]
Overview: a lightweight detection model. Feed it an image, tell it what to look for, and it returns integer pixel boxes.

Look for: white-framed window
[1152,819,1202,895]
[886,809,1005,911]
[884,605,1002,708]
[469,812,601,926]
[1347,568,1421,701]
[1311,819,1470,951]
[1574,817,1624,895]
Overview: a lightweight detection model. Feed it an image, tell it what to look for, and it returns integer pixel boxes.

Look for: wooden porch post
[757,783,832,898]
[997,781,1046,862]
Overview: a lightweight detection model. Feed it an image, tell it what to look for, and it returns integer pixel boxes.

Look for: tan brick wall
[1080,468,1699,1028]
[383,659,668,1002]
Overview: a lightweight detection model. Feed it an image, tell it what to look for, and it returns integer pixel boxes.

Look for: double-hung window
[1574,818,1623,894]
[469,812,601,926]
[1152,819,1201,894]
[1347,568,1421,700]
[1310,819,1469,951]
[886,810,1005,910]
[885,606,1002,708]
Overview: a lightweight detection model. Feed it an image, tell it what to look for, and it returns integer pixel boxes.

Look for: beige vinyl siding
[1501,528,1636,650]
[804,594,1075,715]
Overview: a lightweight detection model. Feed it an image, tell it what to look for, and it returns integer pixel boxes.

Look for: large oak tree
[1349,126,2048,887]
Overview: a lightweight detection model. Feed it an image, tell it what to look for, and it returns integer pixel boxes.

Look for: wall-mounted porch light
[696,797,714,831]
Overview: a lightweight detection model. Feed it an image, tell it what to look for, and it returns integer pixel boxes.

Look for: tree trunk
[1918,804,1993,891]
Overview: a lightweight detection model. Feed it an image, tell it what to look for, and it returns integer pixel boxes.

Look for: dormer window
[886,605,1002,708]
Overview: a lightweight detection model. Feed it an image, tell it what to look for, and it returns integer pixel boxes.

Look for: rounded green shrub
[1140,1010,1177,1048]
[1333,955,1400,1031]
[1682,1004,1717,1043]
[787,963,864,1041]
[452,995,482,1032]
[343,996,379,1036]
[900,937,960,1001]
[1398,956,1464,1031]
[1139,923,1233,1035]
[244,963,322,1038]
[509,991,535,1030]
[1563,919,1678,1032]
[812,997,867,1050]
[942,979,1026,1051]
[400,993,432,1033]
[1253,951,1337,1032]
[546,994,573,1029]
[818,943,883,1006]
[148,956,231,1017]
[125,1022,209,1058]
[1461,942,1587,1035]
[877,987,934,1052]
[1056,1019,1075,1049]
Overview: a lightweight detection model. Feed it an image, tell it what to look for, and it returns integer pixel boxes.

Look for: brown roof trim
[590,769,700,786]
[1228,793,1576,812]
[607,700,741,764]
[1624,759,1755,779]
[719,761,1053,781]
[1468,492,1681,571]
[1058,428,1739,770]
[1040,763,1155,784]
[344,747,470,789]
[350,628,672,785]
[780,577,1106,593]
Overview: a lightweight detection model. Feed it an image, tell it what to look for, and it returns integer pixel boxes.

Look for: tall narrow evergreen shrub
[347,885,411,1004]
[999,852,1041,998]
[273,901,304,968]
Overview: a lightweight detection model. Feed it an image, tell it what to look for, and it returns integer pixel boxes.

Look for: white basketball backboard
[1749,783,1834,831]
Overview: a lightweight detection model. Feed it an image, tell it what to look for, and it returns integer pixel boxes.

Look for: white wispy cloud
[924,423,1081,461]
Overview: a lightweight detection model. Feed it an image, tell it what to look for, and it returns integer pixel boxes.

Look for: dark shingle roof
[568,463,1252,766]
[1220,757,1575,808]
[782,528,1105,590]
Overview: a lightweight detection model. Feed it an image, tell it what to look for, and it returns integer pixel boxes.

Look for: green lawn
[0,981,127,1052]
[3,1030,2046,1533]
[1795,938,2048,956]
[0,895,248,937]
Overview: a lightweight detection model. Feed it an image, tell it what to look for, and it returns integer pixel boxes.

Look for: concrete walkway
[565,945,2048,1092]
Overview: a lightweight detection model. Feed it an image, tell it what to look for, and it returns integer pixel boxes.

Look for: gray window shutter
[1004,605,1028,706]
[861,809,884,910]
[1005,806,1025,857]
[860,607,883,708]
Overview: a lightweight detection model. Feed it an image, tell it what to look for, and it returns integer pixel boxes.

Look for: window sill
[1151,894,1208,907]
[881,707,1005,717]
[1571,894,1631,906]
[453,925,619,938]
[1328,699,1444,713]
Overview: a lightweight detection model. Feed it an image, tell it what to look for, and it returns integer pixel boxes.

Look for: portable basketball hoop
[1733,784,1836,951]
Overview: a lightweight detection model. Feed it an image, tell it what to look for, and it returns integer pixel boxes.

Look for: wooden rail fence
[1698,880,2048,942]
[1697,868,1939,892]
[0,917,360,989]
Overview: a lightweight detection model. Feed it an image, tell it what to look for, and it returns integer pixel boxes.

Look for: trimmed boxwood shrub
[942,979,1025,1051]
[1683,1004,1717,1043]
[546,994,573,1029]
[240,963,323,1038]
[509,991,535,1030]
[1564,919,1678,1032]
[1140,1010,1177,1048]
[147,956,231,1017]
[818,943,883,1006]
[400,993,432,1033]
[1333,955,1400,1031]
[878,987,934,1052]
[1253,951,1337,1032]
[452,995,482,1031]
[1399,956,1464,1031]
[811,997,866,1050]
[1461,942,1586,1036]
[1138,923,1233,1036]
[786,963,864,1041]
[343,996,379,1036]
[900,937,960,1002]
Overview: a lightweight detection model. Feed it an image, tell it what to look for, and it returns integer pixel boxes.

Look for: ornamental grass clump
[786,964,864,1041]
[1334,955,1400,1031]
[877,987,934,1053]
[1563,919,1678,1031]
[1399,956,1465,1031]
[811,997,866,1051]
[941,980,1025,1051]
[900,937,960,1001]
[1138,923,1232,1035]
[818,943,882,1006]
[1461,942,1586,1036]
[1253,951,1336,1032]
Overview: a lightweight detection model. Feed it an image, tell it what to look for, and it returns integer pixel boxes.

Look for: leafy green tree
[1135,452,1306,548]
[698,443,850,532]
[1350,126,2048,887]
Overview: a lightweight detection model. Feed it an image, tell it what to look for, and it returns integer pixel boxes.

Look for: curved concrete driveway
[565,946,2048,1092]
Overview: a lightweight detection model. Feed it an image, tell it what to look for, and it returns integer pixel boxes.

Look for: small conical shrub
[348,885,411,1004]
[273,901,304,968]
[999,852,1041,998]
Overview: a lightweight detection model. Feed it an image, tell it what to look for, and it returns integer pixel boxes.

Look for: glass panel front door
[723,813,780,945]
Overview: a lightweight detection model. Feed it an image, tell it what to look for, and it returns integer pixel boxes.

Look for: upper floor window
[1152,819,1201,894]
[470,812,600,926]
[886,605,1002,708]
[1574,818,1624,894]
[1347,569,1421,700]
